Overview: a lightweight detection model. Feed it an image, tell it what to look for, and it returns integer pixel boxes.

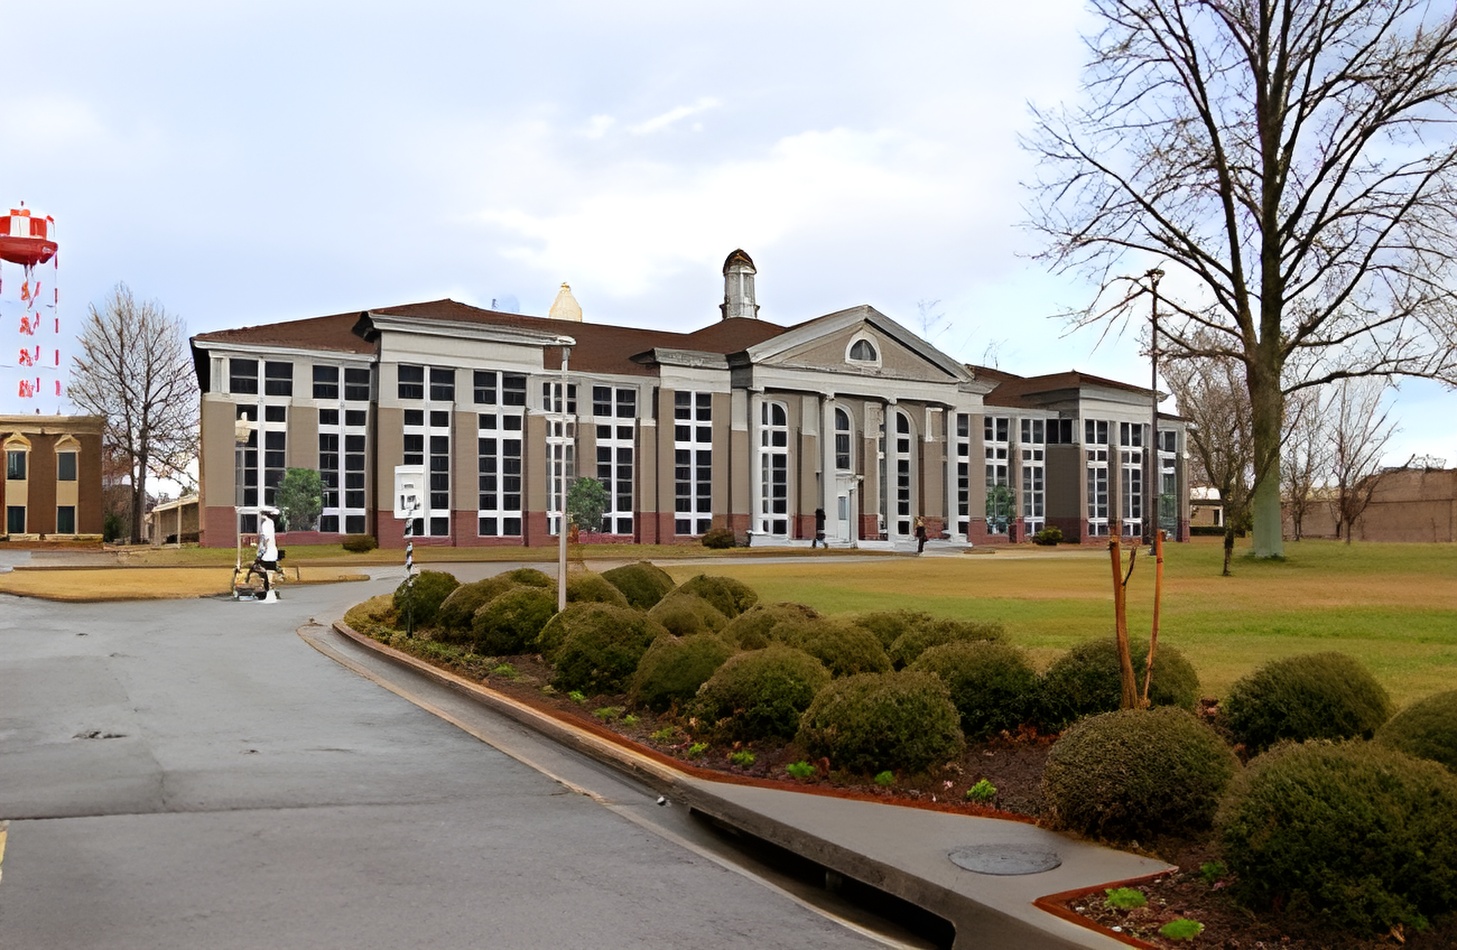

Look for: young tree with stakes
[69,284,198,544]
[1026,0,1457,558]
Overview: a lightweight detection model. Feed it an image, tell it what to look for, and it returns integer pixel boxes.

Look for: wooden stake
[1109,538,1138,710]
[1141,530,1165,707]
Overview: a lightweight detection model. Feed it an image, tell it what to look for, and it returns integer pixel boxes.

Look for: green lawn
[661,538,1457,707]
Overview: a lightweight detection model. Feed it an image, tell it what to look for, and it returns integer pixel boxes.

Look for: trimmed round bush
[1377,689,1457,774]
[647,591,728,637]
[1038,638,1201,731]
[722,602,822,650]
[910,641,1040,740]
[1218,740,1457,933]
[850,609,938,650]
[1043,707,1237,843]
[565,571,630,607]
[549,607,669,695]
[1223,652,1393,756]
[779,617,893,678]
[700,526,736,549]
[673,574,759,619]
[341,534,378,553]
[471,586,557,655]
[798,671,966,774]
[629,633,737,713]
[500,567,554,589]
[601,561,675,610]
[393,570,459,629]
[886,617,1005,669]
[690,645,830,742]
[436,576,517,640]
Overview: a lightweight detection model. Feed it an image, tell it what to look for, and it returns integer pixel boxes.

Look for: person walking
[256,506,280,601]
[914,515,927,555]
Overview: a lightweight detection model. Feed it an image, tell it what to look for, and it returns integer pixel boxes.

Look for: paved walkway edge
[327,620,1167,950]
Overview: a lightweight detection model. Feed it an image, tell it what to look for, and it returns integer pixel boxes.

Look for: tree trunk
[1222,524,1235,577]
[1109,539,1139,710]
[1247,360,1286,559]
[131,449,149,544]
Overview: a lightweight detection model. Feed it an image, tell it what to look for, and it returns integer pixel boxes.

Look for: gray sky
[1,0,1451,467]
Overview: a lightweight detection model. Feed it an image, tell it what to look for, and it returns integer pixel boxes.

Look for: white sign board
[393,465,424,519]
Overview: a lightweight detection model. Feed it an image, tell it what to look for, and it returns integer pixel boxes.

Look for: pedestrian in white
[256,506,280,601]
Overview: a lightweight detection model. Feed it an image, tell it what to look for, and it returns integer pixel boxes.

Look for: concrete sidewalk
[327,621,1171,950]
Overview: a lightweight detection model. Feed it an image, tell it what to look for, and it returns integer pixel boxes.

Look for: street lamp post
[1144,268,1164,549]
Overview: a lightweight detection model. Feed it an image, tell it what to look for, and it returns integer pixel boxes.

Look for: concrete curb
[328,620,1170,950]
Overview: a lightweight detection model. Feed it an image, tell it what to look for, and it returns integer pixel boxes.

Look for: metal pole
[557,344,571,612]
[1145,268,1163,548]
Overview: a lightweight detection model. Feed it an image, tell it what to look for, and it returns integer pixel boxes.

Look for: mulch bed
[390,643,1455,949]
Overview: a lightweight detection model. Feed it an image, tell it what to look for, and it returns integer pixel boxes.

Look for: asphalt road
[0,570,897,950]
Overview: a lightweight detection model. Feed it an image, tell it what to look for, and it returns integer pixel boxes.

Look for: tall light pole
[1144,267,1164,548]
[554,338,575,611]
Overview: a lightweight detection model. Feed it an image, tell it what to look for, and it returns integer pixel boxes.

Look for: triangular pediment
[744,305,974,384]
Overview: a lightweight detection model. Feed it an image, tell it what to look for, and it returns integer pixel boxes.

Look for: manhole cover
[948,844,1061,875]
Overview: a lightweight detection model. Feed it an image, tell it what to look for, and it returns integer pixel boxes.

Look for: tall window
[594,386,636,535]
[6,506,23,534]
[229,358,258,395]
[893,411,913,537]
[834,407,853,471]
[1119,421,1144,538]
[6,449,25,480]
[674,391,713,536]
[56,506,76,534]
[317,365,369,534]
[544,380,576,536]
[401,363,452,537]
[1085,419,1111,537]
[264,361,293,396]
[985,415,1011,535]
[476,371,526,537]
[758,401,789,536]
[57,451,77,481]
[1020,419,1045,535]
[1158,429,1178,535]
[954,413,971,536]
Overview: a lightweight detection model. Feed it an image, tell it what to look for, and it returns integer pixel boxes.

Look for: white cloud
[626,97,722,136]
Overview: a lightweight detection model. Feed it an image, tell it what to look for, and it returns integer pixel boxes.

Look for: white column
[748,390,763,539]
[821,395,835,543]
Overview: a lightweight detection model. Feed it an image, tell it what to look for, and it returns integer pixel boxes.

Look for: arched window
[848,338,878,363]
[759,401,790,536]
[834,407,853,471]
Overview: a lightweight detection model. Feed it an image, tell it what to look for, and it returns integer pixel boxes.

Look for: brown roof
[970,365,1156,408]
[192,298,792,380]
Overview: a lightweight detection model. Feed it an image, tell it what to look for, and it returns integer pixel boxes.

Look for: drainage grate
[948,844,1061,875]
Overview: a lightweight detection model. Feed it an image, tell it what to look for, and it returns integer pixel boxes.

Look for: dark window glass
[502,374,527,406]
[474,370,497,405]
[56,506,76,534]
[6,450,26,480]
[229,358,258,394]
[593,386,612,417]
[398,364,424,400]
[430,367,455,401]
[313,365,339,400]
[344,367,371,401]
[7,506,25,532]
[319,408,339,426]
[264,361,294,396]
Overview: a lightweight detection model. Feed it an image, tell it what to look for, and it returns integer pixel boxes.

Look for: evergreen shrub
[673,574,759,618]
[565,571,630,607]
[886,617,1005,669]
[690,644,830,742]
[549,606,669,695]
[721,602,821,650]
[1376,689,1457,774]
[471,586,557,655]
[1042,707,1237,843]
[1218,740,1457,933]
[500,567,554,589]
[797,671,965,774]
[601,561,676,610]
[341,534,378,553]
[779,617,893,678]
[700,527,736,549]
[436,576,517,640]
[1038,638,1200,731]
[910,641,1040,740]
[647,591,729,637]
[629,633,737,712]
[850,609,938,650]
[1223,652,1393,756]
[393,570,459,629]
[1032,526,1063,545]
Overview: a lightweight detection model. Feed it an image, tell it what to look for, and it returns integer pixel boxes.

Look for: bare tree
[1327,378,1397,542]
[1281,388,1329,541]
[1026,1,1457,559]
[70,284,198,543]
[1164,347,1253,575]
